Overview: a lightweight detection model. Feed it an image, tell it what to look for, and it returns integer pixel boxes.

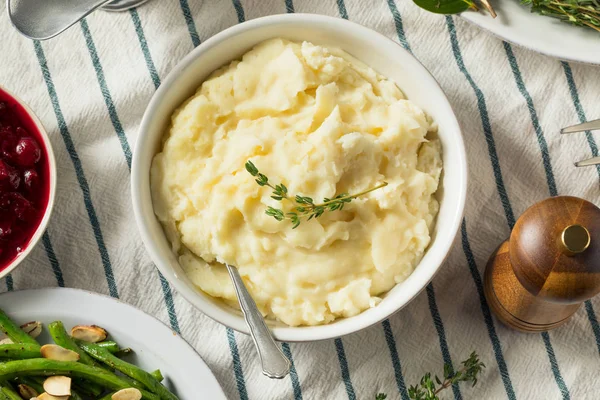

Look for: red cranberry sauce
[0,89,50,271]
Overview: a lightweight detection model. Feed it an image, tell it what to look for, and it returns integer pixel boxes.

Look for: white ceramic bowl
[132,14,467,342]
[0,86,57,280]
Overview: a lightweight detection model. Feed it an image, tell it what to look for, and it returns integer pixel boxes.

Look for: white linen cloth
[1,1,600,399]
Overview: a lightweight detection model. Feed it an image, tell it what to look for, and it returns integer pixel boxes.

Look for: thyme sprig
[374,352,485,400]
[408,352,485,400]
[245,160,388,229]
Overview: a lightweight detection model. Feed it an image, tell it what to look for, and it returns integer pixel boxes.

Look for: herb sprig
[523,0,600,32]
[245,160,388,229]
[375,352,485,400]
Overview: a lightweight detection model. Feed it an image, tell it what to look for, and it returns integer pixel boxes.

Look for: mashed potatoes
[151,39,442,326]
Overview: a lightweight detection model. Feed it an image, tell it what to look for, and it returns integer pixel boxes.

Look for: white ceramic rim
[0,287,227,399]
[0,85,57,280]
[132,14,468,342]
[460,9,600,66]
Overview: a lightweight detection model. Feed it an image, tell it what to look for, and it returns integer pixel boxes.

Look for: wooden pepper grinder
[484,196,600,332]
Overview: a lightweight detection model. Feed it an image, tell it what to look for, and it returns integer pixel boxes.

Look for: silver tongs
[561,118,600,167]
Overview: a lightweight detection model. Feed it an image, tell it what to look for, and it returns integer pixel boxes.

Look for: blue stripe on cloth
[502,42,557,197]
[33,40,119,299]
[444,15,518,400]
[386,0,411,52]
[130,9,161,90]
[336,0,349,19]
[80,19,132,170]
[504,42,579,397]
[285,0,295,13]
[445,16,515,228]
[460,220,516,399]
[226,327,249,400]
[334,338,356,400]
[382,319,408,400]
[42,231,64,287]
[542,332,571,399]
[426,284,461,400]
[178,0,201,47]
[281,343,303,400]
[447,15,569,396]
[380,4,457,397]
[158,271,181,334]
[231,0,245,23]
[584,302,600,358]
[5,276,13,291]
[77,9,184,335]
[561,61,600,358]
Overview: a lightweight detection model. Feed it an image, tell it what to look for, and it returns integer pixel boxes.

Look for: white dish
[131,14,468,342]
[0,287,226,400]
[461,3,600,65]
[0,86,57,280]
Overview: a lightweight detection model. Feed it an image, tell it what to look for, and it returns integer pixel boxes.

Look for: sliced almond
[17,384,38,398]
[40,344,80,362]
[70,325,108,343]
[112,388,142,400]
[43,376,71,397]
[0,337,13,345]
[20,321,43,338]
[37,394,68,400]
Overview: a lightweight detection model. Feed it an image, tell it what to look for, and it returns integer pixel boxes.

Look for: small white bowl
[132,14,467,342]
[0,86,57,280]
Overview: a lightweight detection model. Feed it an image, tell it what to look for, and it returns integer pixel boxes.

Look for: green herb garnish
[245,160,388,229]
[408,352,485,400]
[376,352,485,400]
[523,0,600,32]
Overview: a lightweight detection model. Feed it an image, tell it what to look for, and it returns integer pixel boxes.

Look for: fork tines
[561,118,600,167]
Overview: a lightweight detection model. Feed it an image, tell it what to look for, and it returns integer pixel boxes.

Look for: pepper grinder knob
[484,196,600,332]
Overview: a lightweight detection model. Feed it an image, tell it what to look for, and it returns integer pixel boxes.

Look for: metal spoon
[6,0,151,40]
[226,264,291,379]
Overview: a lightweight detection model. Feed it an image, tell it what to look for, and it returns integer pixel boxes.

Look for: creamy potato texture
[151,39,442,326]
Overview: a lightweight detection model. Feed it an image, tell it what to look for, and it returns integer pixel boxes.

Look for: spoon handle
[226,264,291,379]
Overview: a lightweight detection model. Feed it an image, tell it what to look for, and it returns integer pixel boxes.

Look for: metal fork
[561,118,600,167]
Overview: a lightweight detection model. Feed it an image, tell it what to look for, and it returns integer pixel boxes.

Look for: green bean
[0,310,39,346]
[77,341,178,400]
[114,348,133,358]
[70,388,85,400]
[0,384,21,400]
[99,393,115,400]
[0,344,40,359]
[73,380,103,397]
[0,359,159,400]
[48,321,99,367]
[97,341,120,353]
[48,321,107,395]
[15,376,44,394]
[151,369,164,382]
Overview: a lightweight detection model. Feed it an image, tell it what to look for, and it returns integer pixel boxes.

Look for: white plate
[0,288,226,400]
[461,2,600,65]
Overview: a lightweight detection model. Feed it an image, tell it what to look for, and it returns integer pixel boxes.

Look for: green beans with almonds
[48,321,99,367]
[0,359,160,400]
[77,341,177,400]
[0,310,39,347]
[0,344,40,359]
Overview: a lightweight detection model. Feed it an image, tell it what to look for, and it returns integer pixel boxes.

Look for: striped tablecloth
[2,1,599,399]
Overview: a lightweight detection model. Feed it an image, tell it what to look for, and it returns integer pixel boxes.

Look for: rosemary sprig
[245,160,388,229]
[407,352,485,400]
